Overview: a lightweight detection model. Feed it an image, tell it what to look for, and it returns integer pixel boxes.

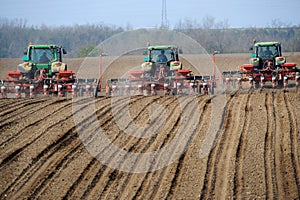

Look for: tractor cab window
[150,49,176,63]
[257,46,279,59]
[30,48,55,63]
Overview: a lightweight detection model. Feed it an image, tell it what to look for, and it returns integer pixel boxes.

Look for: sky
[0,0,300,28]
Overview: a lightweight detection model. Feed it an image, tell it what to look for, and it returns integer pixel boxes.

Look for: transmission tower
[161,0,168,28]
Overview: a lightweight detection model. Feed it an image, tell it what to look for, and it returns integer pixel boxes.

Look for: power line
[161,0,168,28]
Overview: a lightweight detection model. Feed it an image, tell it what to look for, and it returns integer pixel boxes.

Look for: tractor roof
[148,45,177,50]
[29,44,59,49]
[254,42,280,47]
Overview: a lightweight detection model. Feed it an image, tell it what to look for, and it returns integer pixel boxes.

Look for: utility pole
[161,0,168,29]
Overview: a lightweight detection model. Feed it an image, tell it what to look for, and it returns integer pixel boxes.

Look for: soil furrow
[30,96,136,199]
[208,93,251,199]
[0,99,72,165]
[283,93,300,196]
[262,93,276,199]
[233,93,252,199]
[0,97,109,198]
[0,98,56,128]
[199,91,240,199]
[96,96,178,199]
[56,96,147,199]
[274,93,299,199]
[136,96,209,200]
[127,96,196,200]
[165,96,211,199]
[0,98,73,150]
[0,98,43,115]
[79,96,167,199]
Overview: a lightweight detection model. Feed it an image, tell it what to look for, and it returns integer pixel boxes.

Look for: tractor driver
[157,50,168,62]
[39,52,50,63]
[263,46,273,58]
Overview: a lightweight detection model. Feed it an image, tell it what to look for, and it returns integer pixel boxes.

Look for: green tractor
[222,40,299,89]
[2,43,77,98]
[17,43,69,80]
[107,45,214,96]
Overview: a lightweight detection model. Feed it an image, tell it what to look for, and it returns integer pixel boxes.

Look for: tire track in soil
[0,98,54,128]
[233,92,253,199]
[0,98,66,142]
[164,96,211,200]
[0,98,40,114]
[95,96,182,200]
[0,98,74,151]
[23,96,140,199]
[73,96,167,200]
[128,95,210,200]
[199,91,246,199]
[36,96,148,199]
[56,97,159,198]
[238,93,270,198]
[0,97,104,199]
[0,98,73,164]
[273,93,299,199]
[283,93,300,197]
[262,92,277,199]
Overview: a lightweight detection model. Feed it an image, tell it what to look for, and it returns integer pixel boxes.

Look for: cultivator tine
[43,85,49,97]
[296,74,300,87]
[15,85,21,98]
[1,85,7,98]
[29,85,35,98]
[72,85,77,97]
[260,76,265,88]
[58,85,63,97]
[284,76,288,88]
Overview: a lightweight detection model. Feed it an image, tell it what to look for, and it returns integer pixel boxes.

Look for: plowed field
[1,54,300,199]
[0,91,300,199]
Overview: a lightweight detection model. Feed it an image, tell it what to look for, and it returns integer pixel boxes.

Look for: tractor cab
[250,42,285,69]
[141,45,182,78]
[17,43,68,79]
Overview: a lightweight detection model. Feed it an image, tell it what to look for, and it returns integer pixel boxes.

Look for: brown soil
[0,92,299,199]
[0,54,300,199]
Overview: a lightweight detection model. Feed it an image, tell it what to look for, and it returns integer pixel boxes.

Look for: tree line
[0,17,299,58]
